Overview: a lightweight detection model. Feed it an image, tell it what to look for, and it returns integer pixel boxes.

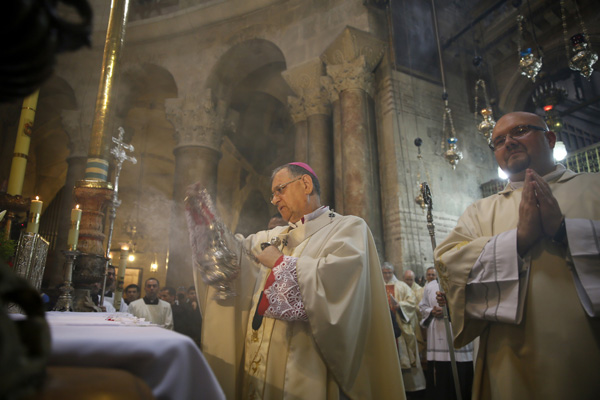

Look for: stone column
[287,96,308,163]
[165,89,227,288]
[283,59,333,207]
[322,27,386,252]
[321,75,342,214]
[45,110,89,287]
[373,57,404,270]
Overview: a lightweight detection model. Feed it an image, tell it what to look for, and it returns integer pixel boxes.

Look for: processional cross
[100,127,137,305]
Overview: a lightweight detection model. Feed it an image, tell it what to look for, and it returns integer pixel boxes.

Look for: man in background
[382,262,426,397]
[128,278,173,329]
[425,267,437,283]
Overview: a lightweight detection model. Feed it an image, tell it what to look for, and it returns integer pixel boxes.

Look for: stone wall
[386,68,497,277]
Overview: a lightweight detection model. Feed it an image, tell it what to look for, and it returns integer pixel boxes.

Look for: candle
[26,196,42,234]
[67,204,82,250]
[7,90,39,196]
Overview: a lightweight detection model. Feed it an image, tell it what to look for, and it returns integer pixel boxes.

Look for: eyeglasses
[490,124,548,151]
[270,176,303,203]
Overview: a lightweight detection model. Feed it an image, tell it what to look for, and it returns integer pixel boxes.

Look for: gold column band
[13,153,28,159]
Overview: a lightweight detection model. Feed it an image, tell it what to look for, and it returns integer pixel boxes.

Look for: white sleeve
[419,285,433,328]
[465,229,529,324]
[164,304,174,330]
[103,300,116,313]
[566,218,600,317]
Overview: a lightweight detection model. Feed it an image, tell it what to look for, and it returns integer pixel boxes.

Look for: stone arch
[113,63,179,261]
[206,38,295,234]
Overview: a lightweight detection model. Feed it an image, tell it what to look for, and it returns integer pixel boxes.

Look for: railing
[563,141,600,173]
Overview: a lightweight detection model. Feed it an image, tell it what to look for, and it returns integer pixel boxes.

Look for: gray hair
[381,262,394,271]
[271,164,321,197]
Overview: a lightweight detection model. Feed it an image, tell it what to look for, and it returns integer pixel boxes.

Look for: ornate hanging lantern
[532,81,567,133]
[414,138,427,211]
[516,15,543,82]
[442,105,463,170]
[560,0,597,80]
[474,79,496,145]
[431,0,463,169]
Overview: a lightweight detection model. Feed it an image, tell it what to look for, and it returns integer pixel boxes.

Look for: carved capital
[61,110,90,159]
[326,56,376,96]
[165,88,227,151]
[287,96,306,124]
[303,87,330,116]
[320,75,340,103]
[282,58,325,95]
[283,58,330,117]
[321,26,386,72]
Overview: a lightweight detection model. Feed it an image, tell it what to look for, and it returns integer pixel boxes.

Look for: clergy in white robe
[382,263,426,392]
[188,162,405,400]
[127,278,173,330]
[419,279,473,399]
[434,112,600,400]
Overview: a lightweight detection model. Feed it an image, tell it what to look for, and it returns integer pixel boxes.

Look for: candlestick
[26,196,42,234]
[53,250,80,312]
[113,245,128,311]
[67,204,82,251]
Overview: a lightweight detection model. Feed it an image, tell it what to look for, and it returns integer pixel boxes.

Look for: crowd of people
[97,265,202,347]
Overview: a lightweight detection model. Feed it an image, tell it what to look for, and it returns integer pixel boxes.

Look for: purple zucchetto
[288,162,318,180]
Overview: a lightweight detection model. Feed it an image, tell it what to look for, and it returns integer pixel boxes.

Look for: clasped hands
[517,169,563,256]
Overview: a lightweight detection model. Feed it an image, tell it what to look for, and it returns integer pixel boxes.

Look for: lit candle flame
[35,196,39,201]
[76,204,80,209]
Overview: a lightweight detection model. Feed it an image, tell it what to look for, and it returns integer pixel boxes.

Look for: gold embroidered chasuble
[434,170,600,400]
[195,211,405,400]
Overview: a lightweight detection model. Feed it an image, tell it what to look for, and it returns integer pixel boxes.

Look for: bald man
[434,111,600,399]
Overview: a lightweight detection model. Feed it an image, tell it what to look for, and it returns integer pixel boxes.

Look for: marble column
[287,96,308,163]
[165,89,227,288]
[373,57,404,270]
[322,27,386,252]
[283,59,333,207]
[321,75,342,214]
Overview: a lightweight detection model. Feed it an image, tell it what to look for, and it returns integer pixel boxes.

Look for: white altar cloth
[44,312,225,400]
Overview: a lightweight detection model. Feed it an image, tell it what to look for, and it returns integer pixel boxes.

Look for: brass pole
[85,0,131,182]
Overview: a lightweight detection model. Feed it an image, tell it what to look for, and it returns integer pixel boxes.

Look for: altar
[44,312,224,400]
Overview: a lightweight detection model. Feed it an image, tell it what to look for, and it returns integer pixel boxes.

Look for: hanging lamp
[473,78,496,146]
[516,14,543,82]
[431,0,462,169]
[560,0,597,79]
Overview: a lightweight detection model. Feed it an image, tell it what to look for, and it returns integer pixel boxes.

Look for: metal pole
[100,127,136,306]
[421,182,462,400]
